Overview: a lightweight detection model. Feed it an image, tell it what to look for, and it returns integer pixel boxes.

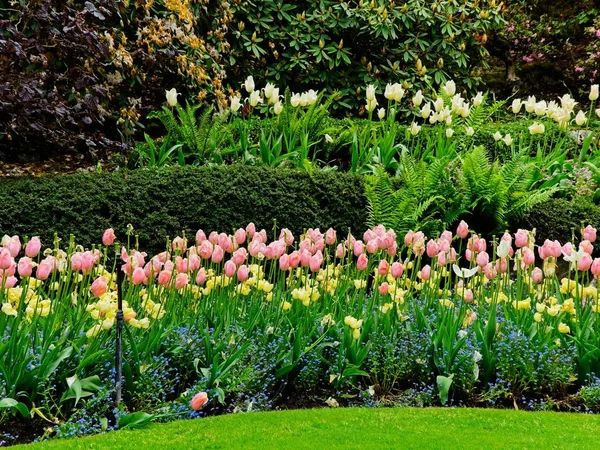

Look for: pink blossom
[357,254,368,271]
[237,265,249,282]
[102,228,116,246]
[531,268,543,284]
[25,237,42,258]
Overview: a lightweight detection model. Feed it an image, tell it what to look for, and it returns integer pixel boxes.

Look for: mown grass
[15,407,600,449]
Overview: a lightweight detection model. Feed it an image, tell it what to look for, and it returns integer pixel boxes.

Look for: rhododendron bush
[2,221,600,438]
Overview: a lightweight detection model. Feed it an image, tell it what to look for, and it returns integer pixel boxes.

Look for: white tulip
[590,84,599,101]
[412,90,424,107]
[421,102,431,119]
[377,108,386,120]
[429,113,438,124]
[446,128,454,138]
[503,134,513,146]
[525,96,536,113]
[410,122,421,136]
[452,264,479,279]
[366,98,378,113]
[434,97,444,113]
[366,84,376,102]
[442,80,456,96]
[290,93,301,107]
[324,134,333,143]
[497,240,511,258]
[264,82,275,99]
[528,122,545,135]
[559,94,577,112]
[248,90,261,107]
[465,126,475,136]
[575,110,588,126]
[445,115,452,126]
[473,91,484,107]
[269,88,280,105]
[493,131,502,141]
[511,99,522,114]
[243,76,255,93]
[306,89,318,105]
[273,101,283,115]
[534,100,547,116]
[230,95,241,112]
[165,88,179,107]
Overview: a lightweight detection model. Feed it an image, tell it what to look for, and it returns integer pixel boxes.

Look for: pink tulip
[353,240,364,257]
[495,257,508,273]
[387,242,398,257]
[190,392,208,411]
[164,260,174,272]
[465,249,473,262]
[300,249,311,267]
[158,270,172,286]
[132,267,146,285]
[81,252,95,273]
[591,258,600,278]
[476,251,489,268]
[211,245,224,264]
[71,253,83,271]
[440,230,453,243]
[583,225,597,243]
[456,221,469,239]
[3,276,17,289]
[172,236,187,254]
[237,265,249,282]
[18,257,34,278]
[357,254,368,271]
[199,241,213,259]
[289,251,301,268]
[175,272,189,290]
[175,257,187,273]
[421,264,431,281]
[404,230,415,247]
[102,228,116,246]
[36,261,51,281]
[515,229,529,248]
[0,249,13,270]
[426,239,440,258]
[309,251,323,272]
[3,236,21,258]
[522,248,535,266]
[365,239,377,254]
[232,248,247,266]
[256,230,268,244]
[189,254,201,271]
[325,228,337,246]
[195,229,207,245]
[90,276,109,297]
[439,239,450,254]
[195,268,207,285]
[579,253,593,271]
[391,262,404,278]
[464,289,474,304]
[531,267,543,283]
[580,240,594,255]
[246,223,256,238]
[438,252,447,267]
[279,254,290,271]
[313,239,325,253]
[336,244,346,259]
[208,231,218,244]
[25,237,41,258]
[484,263,496,280]
[562,243,573,257]
[377,260,389,275]
[279,229,294,246]
[224,260,236,278]
[378,282,389,295]
[234,228,247,245]
[364,229,375,243]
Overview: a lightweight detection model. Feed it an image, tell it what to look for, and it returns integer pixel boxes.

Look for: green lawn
[15,407,600,450]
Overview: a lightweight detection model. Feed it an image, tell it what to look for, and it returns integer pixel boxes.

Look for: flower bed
[2,221,600,442]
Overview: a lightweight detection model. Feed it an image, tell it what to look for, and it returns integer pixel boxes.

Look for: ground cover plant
[3,221,600,443]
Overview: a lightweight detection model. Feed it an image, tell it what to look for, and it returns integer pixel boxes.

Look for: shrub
[517,197,600,244]
[0,166,367,254]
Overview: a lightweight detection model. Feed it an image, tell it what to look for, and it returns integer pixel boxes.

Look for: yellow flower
[1,303,18,317]
[535,302,546,313]
[379,303,393,314]
[321,314,335,327]
[352,328,361,340]
[86,324,102,339]
[533,312,543,323]
[353,279,366,289]
[282,301,292,311]
[558,322,570,334]
[344,316,363,329]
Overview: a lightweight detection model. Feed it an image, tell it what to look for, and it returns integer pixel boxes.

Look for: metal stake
[115,265,124,407]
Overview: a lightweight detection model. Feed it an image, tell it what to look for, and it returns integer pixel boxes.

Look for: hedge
[0,166,595,254]
[0,166,367,254]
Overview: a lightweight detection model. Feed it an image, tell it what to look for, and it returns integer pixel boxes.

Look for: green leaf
[118,412,155,429]
[436,374,454,406]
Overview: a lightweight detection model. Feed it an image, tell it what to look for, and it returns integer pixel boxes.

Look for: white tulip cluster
[229,76,285,115]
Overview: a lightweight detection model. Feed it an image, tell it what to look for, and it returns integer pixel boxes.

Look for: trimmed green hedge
[0,166,367,254]
[0,165,595,253]
[519,198,600,244]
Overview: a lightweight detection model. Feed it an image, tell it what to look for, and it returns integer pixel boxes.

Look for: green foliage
[0,166,367,255]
